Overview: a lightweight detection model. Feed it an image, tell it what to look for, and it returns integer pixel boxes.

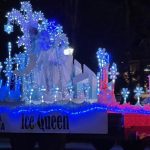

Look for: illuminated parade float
[1,1,150,139]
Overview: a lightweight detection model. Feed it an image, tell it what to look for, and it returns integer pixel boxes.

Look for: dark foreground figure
[10,134,65,150]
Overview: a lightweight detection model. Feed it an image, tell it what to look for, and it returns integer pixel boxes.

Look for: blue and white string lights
[4,23,13,34]
[2,1,72,103]
[2,1,150,117]
[134,86,144,105]
[39,86,46,103]
[0,62,3,73]
[96,48,109,68]
[3,42,13,88]
[66,83,74,101]
[109,63,119,83]
[83,83,90,100]
[96,48,109,94]
[121,88,130,103]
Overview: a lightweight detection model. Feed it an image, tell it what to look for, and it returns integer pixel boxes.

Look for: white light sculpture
[109,63,119,83]
[121,88,130,103]
[134,86,144,105]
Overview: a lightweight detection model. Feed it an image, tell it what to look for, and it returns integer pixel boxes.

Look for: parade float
[0,1,150,137]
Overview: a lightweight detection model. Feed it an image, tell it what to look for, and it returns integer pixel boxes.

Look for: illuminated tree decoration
[96,48,109,93]
[3,42,14,88]
[109,63,119,83]
[121,88,130,103]
[134,86,144,105]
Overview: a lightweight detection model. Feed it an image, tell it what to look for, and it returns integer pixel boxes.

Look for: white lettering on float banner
[0,111,108,134]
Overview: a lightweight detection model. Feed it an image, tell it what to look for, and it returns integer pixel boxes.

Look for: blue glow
[4,24,13,34]
[0,103,150,116]
[0,103,107,116]
[121,88,130,103]
[134,86,144,98]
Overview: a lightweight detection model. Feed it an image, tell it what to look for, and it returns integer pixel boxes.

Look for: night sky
[1,0,150,73]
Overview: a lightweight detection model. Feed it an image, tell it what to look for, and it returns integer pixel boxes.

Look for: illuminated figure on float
[97,48,118,104]
[4,1,73,103]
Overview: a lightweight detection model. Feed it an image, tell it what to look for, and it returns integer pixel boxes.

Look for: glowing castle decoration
[1,1,98,104]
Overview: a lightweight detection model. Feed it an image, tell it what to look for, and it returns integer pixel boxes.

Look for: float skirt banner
[0,109,108,134]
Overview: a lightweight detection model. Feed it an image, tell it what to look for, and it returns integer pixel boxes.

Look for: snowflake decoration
[134,86,144,105]
[121,88,130,103]
[134,86,144,98]
[4,24,13,34]
[109,63,119,82]
[96,48,109,68]
[5,1,47,51]
[5,1,69,53]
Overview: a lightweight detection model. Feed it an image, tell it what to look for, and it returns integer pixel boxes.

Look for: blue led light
[4,24,13,34]
[0,103,107,116]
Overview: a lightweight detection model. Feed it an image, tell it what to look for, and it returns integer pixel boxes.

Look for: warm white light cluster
[64,47,74,55]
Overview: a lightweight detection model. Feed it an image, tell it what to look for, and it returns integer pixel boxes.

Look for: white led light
[64,47,74,55]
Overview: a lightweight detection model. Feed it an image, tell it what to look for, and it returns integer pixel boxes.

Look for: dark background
[1,0,150,91]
